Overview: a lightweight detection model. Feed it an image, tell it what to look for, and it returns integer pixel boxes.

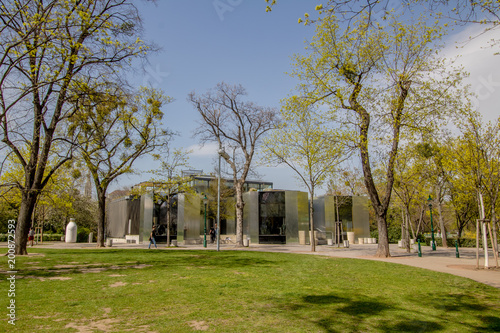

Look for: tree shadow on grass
[409,291,500,332]
[6,250,278,279]
[270,292,446,333]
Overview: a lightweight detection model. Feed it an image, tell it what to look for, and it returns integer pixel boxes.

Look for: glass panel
[140,193,154,243]
[353,196,370,238]
[243,191,259,243]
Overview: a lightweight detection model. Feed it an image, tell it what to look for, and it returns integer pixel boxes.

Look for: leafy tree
[264,98,350,251]
[393,143,429,251]
[453,111,500,264]
[69,86,173,247]
[327,165,367,197]
[189,82,279,246]
[0,0,150,255]
[288,12,466,257]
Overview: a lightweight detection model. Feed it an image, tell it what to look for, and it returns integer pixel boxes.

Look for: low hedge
[0,233,64,242]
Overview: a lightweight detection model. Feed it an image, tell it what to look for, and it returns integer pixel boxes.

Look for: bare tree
[189,82,279,246]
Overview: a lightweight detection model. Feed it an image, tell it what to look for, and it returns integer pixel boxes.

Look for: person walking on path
[209,226,216,244]
[149,226,158,249]
[28,227,35,247]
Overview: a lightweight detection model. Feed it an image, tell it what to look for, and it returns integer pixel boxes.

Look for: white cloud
[440,24,500,122]
[186,142,219,157]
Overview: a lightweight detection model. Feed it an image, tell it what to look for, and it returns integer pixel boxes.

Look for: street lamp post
[217,147,229,252]
[428,195,436,251]
[203,195,208,248]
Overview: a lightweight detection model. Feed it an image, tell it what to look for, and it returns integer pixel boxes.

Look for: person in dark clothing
[209,226,216,243]
[149,225,157,249]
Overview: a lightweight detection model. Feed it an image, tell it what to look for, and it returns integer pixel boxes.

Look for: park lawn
[0,248,499,332]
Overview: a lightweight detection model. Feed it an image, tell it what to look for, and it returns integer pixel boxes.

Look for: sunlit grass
[1,248,499,332]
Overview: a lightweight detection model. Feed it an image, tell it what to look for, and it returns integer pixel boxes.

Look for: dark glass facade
[259,191,286,244]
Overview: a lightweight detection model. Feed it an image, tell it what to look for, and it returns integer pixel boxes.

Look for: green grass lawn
[1,248,499,332]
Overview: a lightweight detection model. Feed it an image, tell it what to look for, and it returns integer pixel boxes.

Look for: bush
[41,233,64,242]
[77,227,90,243]
[0,233,64,242]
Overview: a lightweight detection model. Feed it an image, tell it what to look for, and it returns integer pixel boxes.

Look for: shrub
[77,227,90,243]
[0,233,64,242]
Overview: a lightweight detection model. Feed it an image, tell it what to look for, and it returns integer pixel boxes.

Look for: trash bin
[347,232,355,245]
[243,238,249,247]
[327,239,333,246]
[106,238,113,247]
[343,240,349,248]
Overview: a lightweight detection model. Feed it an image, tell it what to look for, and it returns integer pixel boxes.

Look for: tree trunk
[234,182,244,247]
[309,194,315,252]
[436,189,448,248]
[491,205,498,266]
[96,189,106,247]
[408,207,416,240]
[15,191,38,255]
[404,210,411,253]
[416,205,424,236]
[166,196,171,247]
[376,211,390,257]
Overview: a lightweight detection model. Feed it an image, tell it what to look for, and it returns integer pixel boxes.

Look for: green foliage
[0,233,63,242]
[264,100,351,196]
[77,227,91,243]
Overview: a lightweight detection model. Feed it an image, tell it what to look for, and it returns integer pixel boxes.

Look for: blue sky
[115,1,500,194]
[121,0,318,191]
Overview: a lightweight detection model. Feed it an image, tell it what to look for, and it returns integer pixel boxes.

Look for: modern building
[243,190,309,244]
[106,174,371,246]
[107,174,272,244]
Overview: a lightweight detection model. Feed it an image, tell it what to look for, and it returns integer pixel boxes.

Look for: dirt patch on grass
[187,320,209,331]
[48,277,72,281]
[66,318,119,333]
[109,281,127,288]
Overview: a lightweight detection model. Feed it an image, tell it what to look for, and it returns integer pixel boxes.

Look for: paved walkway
[15,241,500,288]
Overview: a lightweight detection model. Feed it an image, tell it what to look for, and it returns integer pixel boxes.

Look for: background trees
[0,0,150,254]
[189,82,279,246]
[69,86,172,247]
